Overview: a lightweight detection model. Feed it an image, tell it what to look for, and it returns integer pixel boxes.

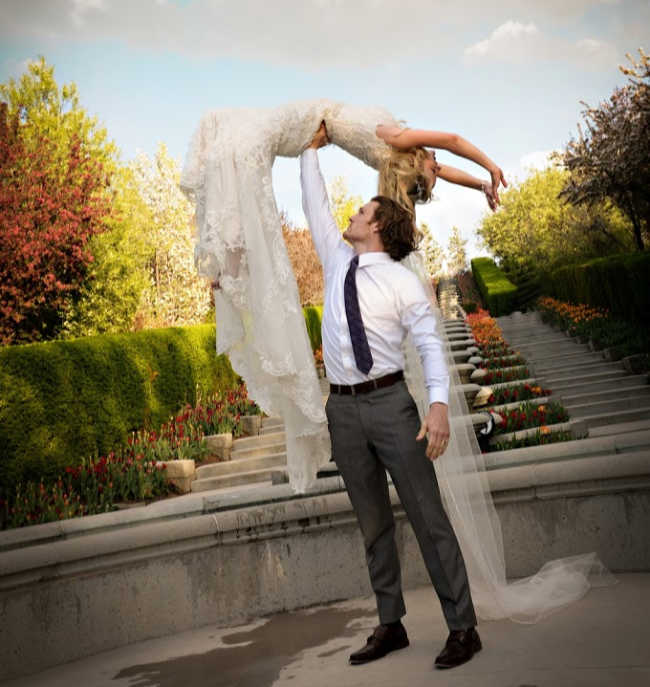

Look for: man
[300,122,481,671]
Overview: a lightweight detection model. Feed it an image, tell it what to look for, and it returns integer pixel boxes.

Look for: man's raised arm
[300,123,343,266]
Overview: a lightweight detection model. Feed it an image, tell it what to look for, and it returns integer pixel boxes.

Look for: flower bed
[487,429,573,452]
[482,366,531,384]
[479,354,527,370]
[536,296,650,360]
[483,382,551,406]
[0,383,261,530]
[491,400,569,434]
[466,308,505,346]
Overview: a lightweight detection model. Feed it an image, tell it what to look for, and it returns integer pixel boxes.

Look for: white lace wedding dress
[180,98,615,624]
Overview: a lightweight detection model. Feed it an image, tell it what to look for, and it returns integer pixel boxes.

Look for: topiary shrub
[0,324,238,490]
[471,257,518,316]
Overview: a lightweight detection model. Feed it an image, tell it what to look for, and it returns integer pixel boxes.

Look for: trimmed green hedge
[543,252,650,323]
[0,324,238,490]
[304,305,323,351]
[470,257,518,316]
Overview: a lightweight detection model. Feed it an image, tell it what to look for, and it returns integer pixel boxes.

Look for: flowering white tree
[131,143,212,328]
[419,222,445,278]
[447,226,468,276]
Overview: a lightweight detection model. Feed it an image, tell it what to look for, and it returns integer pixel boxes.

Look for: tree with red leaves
[0,102,111,344]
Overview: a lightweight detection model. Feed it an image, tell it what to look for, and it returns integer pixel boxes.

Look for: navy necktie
[344,255,373,375]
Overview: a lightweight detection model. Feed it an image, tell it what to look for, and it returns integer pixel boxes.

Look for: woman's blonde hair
[378,146,439,217]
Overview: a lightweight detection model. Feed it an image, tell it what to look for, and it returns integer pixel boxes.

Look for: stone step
[532,359,623,376]
[540,368,630,387]
[261,418,284,434]
[511,342,590,358]
[503,330,571,347]
[482,427,650,469]
[575,406,650,430]
[231,440,286,461]
[195,451,287,479]
[587,418,650,437]
[548,373,649,397]
[498,325,555,336]
[231,430,286,451]
[559,383,650,406]
[518,348,599,364]
[566,394,650,418]
[191,466,279,492]
[531,360,630,382]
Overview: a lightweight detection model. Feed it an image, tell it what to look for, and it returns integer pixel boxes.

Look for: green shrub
[0,324,238,491]
[471,257,518,316]
[544,251,650,323]
[304,305,323,351]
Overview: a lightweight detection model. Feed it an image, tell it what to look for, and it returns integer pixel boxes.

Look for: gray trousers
[325,379,477,631]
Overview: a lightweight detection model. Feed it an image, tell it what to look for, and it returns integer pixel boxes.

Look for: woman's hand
[487,165,508,205]
[210,279,220,290]
[480,181,499,211]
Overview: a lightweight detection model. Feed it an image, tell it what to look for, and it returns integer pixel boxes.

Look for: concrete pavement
[4,572,649,687]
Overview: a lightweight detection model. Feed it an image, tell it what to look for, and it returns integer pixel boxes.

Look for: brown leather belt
[329,370,404,396]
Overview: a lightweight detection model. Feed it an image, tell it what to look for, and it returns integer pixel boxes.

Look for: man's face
[343,200,379,245]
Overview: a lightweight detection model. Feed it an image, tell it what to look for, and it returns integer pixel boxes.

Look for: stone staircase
[497,311,650,434]
[190,296,650,497]
[190,385,325,493]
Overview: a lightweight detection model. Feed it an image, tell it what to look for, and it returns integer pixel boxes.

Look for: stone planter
[588,338,604,352]
[156,459,196,494]
[602,346,624,362]
[240,414,262,437]
[455,363,476,385]
[204,432,233,461]
[470,368,488,384]
[622,354,650,375]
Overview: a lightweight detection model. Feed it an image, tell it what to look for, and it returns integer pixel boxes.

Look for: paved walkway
[5,573,649,687]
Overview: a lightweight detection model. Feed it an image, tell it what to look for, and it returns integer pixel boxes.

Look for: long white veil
[401,251,617,623]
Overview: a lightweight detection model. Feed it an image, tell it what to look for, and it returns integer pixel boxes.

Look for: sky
[1,0,648,260]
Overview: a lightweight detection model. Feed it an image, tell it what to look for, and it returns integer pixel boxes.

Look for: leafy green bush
[304,305,323,351]
[471,257,518,316]
[544,251,650,323]
[0,324,238,490]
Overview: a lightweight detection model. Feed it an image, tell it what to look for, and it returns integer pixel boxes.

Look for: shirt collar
[357,251,394,268]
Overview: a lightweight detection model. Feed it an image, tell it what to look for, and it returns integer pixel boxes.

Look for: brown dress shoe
[349,622,410,665]
[434,627,482,669]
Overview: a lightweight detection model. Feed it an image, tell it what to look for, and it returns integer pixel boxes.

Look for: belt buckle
[350,384,356,396]
[372,378,379,390]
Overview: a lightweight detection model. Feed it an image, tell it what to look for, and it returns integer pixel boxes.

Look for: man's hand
[309,121,330,149]
[416,402,450,461]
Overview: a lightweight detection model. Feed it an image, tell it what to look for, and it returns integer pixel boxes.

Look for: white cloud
[464,21,540,58]
[519,149,559,172]
[464,18,622,67]
[1,57,34,80]
[0,0,634,68]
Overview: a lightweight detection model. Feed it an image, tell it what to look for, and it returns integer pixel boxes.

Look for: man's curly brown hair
[371,195,421,261]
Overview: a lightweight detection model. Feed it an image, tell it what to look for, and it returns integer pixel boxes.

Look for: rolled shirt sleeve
[399,274,450,406]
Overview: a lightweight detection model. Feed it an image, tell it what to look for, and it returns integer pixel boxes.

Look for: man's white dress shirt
[300,148,449,407]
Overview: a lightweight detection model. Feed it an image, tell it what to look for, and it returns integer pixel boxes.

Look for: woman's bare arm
[437,164,499,211]
[376,124,507,202]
